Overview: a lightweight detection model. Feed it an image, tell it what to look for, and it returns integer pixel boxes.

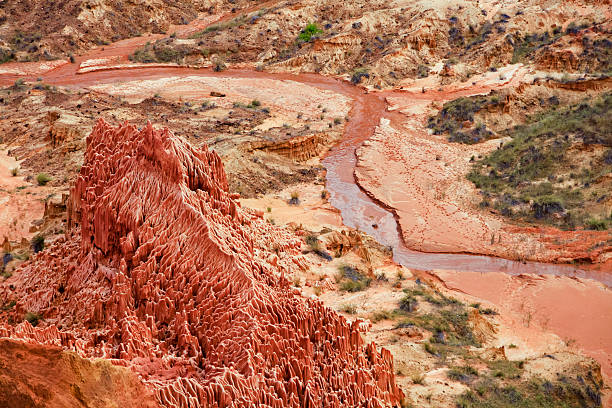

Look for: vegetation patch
[335,265,372,292]
[456,374,602,408]
[36,173,52,186]
[31,235,44,254]
[511,31,563,64]
[190,15,249,38]
[130,40,193,63]
[351,67,370,85]
[24,311,42,326]
[468,93,612,230]
[447,365,479,384]
[427,95,499,144]
[297,23,323,43]
[395,287,480,350]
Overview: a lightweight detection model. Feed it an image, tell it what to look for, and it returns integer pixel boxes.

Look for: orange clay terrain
[0,0,611,407]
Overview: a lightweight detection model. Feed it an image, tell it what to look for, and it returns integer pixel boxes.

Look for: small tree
[298,23,323,43]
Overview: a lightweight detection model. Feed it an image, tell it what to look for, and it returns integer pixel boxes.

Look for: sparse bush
[447,365,479,384]
[305,234,320,251]
[337,265,372,292]
[487,360,522,379]
[399,294,418,313]
[511,30,562,64]
[36,173,52,185]
[468,93,611,230]
[24,311,41,326]
[31,234,44,253]
[417,64,430,78]
[351,67,370,84]
[10,167,18,177]
[213,58,227,72]
[1,300,16,310]
[341,304,357,314]
[376,272,388,281]
[412,374,425,385]
[370,310,394,322]
[586,218,607,231]
[289,191,300,205]
[456,374,601,408]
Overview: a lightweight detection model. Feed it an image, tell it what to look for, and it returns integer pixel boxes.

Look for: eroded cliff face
[0,120,403,407]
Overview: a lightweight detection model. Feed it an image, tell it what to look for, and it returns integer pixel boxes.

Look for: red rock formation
[0,120,403,407]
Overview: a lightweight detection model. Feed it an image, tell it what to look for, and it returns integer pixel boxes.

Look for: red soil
[0,120,403,407]
[430,269,612,406]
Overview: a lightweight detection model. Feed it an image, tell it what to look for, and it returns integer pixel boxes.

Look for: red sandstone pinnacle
[0,120,404,407]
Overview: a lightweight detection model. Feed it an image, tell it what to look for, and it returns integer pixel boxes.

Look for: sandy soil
[88,75,351,132]
[0,60,69,77]
[241,182,343,231]
[0,148,46,243]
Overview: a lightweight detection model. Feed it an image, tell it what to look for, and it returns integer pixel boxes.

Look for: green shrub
[586,218,607,231]
[213,59,227,72]
[337,265,372,292]
[305,234,320,251]
[370,310,394,323]
[428,95,499,143]
[351,67,370,84]
[298,23,323,43]
[417,64,430,78]
[36,173,52,185]
[411,374,425,384]
[399,294,418,312]
[487,360,522,379]
[447,365,479,383]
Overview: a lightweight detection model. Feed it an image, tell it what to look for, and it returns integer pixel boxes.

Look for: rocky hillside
[128,0,610,87]
[0,0,264,62]
[427,79,612,231]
